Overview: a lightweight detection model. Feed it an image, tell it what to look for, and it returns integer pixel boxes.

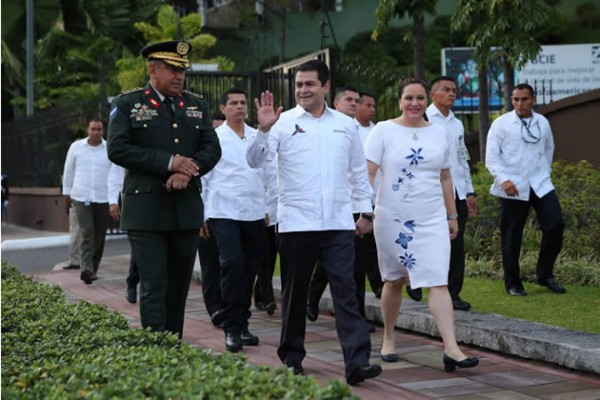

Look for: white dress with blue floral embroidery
[364,120,451,288]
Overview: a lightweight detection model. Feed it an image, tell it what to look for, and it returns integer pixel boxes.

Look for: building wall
[537,88,600,166]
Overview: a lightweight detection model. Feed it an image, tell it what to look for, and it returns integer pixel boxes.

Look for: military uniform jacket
[107,83,221,231]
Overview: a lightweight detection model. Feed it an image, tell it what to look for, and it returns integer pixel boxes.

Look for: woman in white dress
[364,78,478,371]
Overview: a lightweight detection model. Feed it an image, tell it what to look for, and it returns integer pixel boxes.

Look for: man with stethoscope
[485,83,566,297]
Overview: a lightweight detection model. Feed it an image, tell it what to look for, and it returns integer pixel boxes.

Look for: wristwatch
[447,214,459,220]
[360,213,374,222]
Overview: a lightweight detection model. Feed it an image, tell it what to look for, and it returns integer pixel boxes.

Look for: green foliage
[464,161,600,286]
[117,5,234,92]
[1,263,357,399]
[372,0,438,40]
[116,57,149,91]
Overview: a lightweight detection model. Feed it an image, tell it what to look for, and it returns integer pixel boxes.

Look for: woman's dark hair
[397,78,429,121]
[397,78,428,99]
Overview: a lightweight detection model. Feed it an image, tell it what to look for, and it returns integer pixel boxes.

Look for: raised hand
[255,90,283,133]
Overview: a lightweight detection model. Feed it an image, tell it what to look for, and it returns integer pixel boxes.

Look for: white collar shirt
[246,104,372,233]
[107,163,125,205]
[485,110,555,200]
[355,118,380,207]
[62,138,111,203]
[426,103,474,200]
[204,122,266,221]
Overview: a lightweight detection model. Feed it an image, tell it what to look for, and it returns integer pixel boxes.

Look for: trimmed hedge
[465,160,600,286]
[1,263,357,399]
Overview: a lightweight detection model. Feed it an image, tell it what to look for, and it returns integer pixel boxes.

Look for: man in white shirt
[306,87,382,333]
[203,88,267,353]
[247,60,382,385]
[62,119,112,284]
[486,83,565,296]
[355,90,384,300]
[417,76,478,311]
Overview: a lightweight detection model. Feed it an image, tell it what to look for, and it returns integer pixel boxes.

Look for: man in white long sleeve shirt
[203,88,267,353]
[485,83,565,296]
[62,119,112,284]
[420,76,478,311]
[246,60,381,385]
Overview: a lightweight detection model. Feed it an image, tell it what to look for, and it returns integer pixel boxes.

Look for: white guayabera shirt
[246,105,372,233]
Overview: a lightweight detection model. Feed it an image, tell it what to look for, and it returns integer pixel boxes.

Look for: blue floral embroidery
[404,220,416,232]
[392,184,400,191]
[405,147,424,166]
[400,252,417,270]
[395,232,413,249]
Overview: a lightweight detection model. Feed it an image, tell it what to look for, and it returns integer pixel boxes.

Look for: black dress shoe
[537,278,566,294]
[406,286,422,301]
[62,264,80,270]
[506,288,527,296]
[126,286,137,304]
[347,364,382,385]
[306,305,319,322]
[443,353,479,372]
[80,270,93,285]
[225,332,242,353]
[452,298,471,311]
[241,329,259,346]
[285,362,304,375]
[210,310,223,328]
[380,353,398,362]
[264,302,277,315]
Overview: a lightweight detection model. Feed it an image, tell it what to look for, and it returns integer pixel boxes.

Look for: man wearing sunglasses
[485,83,565,297]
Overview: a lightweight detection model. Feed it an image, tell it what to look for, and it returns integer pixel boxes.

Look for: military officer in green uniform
[107,40,221,339]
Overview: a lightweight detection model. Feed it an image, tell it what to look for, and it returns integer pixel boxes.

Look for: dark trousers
[126,251,139,288]
[208,218,266,334]
[500,190,564,290]
[127,229,199,339]
[73,201,109,274]
[254,224,277,307]
[277,230,371,379]
[308,214,382,317]
[449,199,468,300]
[197,230,222,317]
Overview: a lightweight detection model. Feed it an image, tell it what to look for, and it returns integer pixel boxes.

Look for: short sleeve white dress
[364,120,451,289]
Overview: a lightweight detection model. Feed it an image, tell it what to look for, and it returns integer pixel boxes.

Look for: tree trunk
[413,14,425,80]
[98,54,107,120]
[503,57,515,112]
[478,64,489,162]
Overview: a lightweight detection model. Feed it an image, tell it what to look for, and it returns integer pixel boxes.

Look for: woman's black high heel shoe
[443,354,479,372]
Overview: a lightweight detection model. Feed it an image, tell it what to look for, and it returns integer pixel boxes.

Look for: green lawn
[402,277,600,335]
[276,260,600,335]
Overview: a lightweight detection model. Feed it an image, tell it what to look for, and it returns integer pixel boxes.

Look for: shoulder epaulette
[121,87,144,95]
[184,89,204,99]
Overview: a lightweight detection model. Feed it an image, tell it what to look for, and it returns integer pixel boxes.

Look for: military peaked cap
[141,40,192,69]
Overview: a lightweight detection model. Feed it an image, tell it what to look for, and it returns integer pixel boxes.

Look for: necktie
[163,97,174,119]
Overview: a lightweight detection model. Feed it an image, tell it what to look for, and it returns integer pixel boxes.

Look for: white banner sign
[441,44,600,111]
[516,44,600,100]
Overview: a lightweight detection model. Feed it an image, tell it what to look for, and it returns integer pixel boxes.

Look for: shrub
[1,263,357,399]
[465,161,600,286]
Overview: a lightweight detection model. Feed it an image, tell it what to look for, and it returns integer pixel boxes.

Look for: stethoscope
[519,117,541,144]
